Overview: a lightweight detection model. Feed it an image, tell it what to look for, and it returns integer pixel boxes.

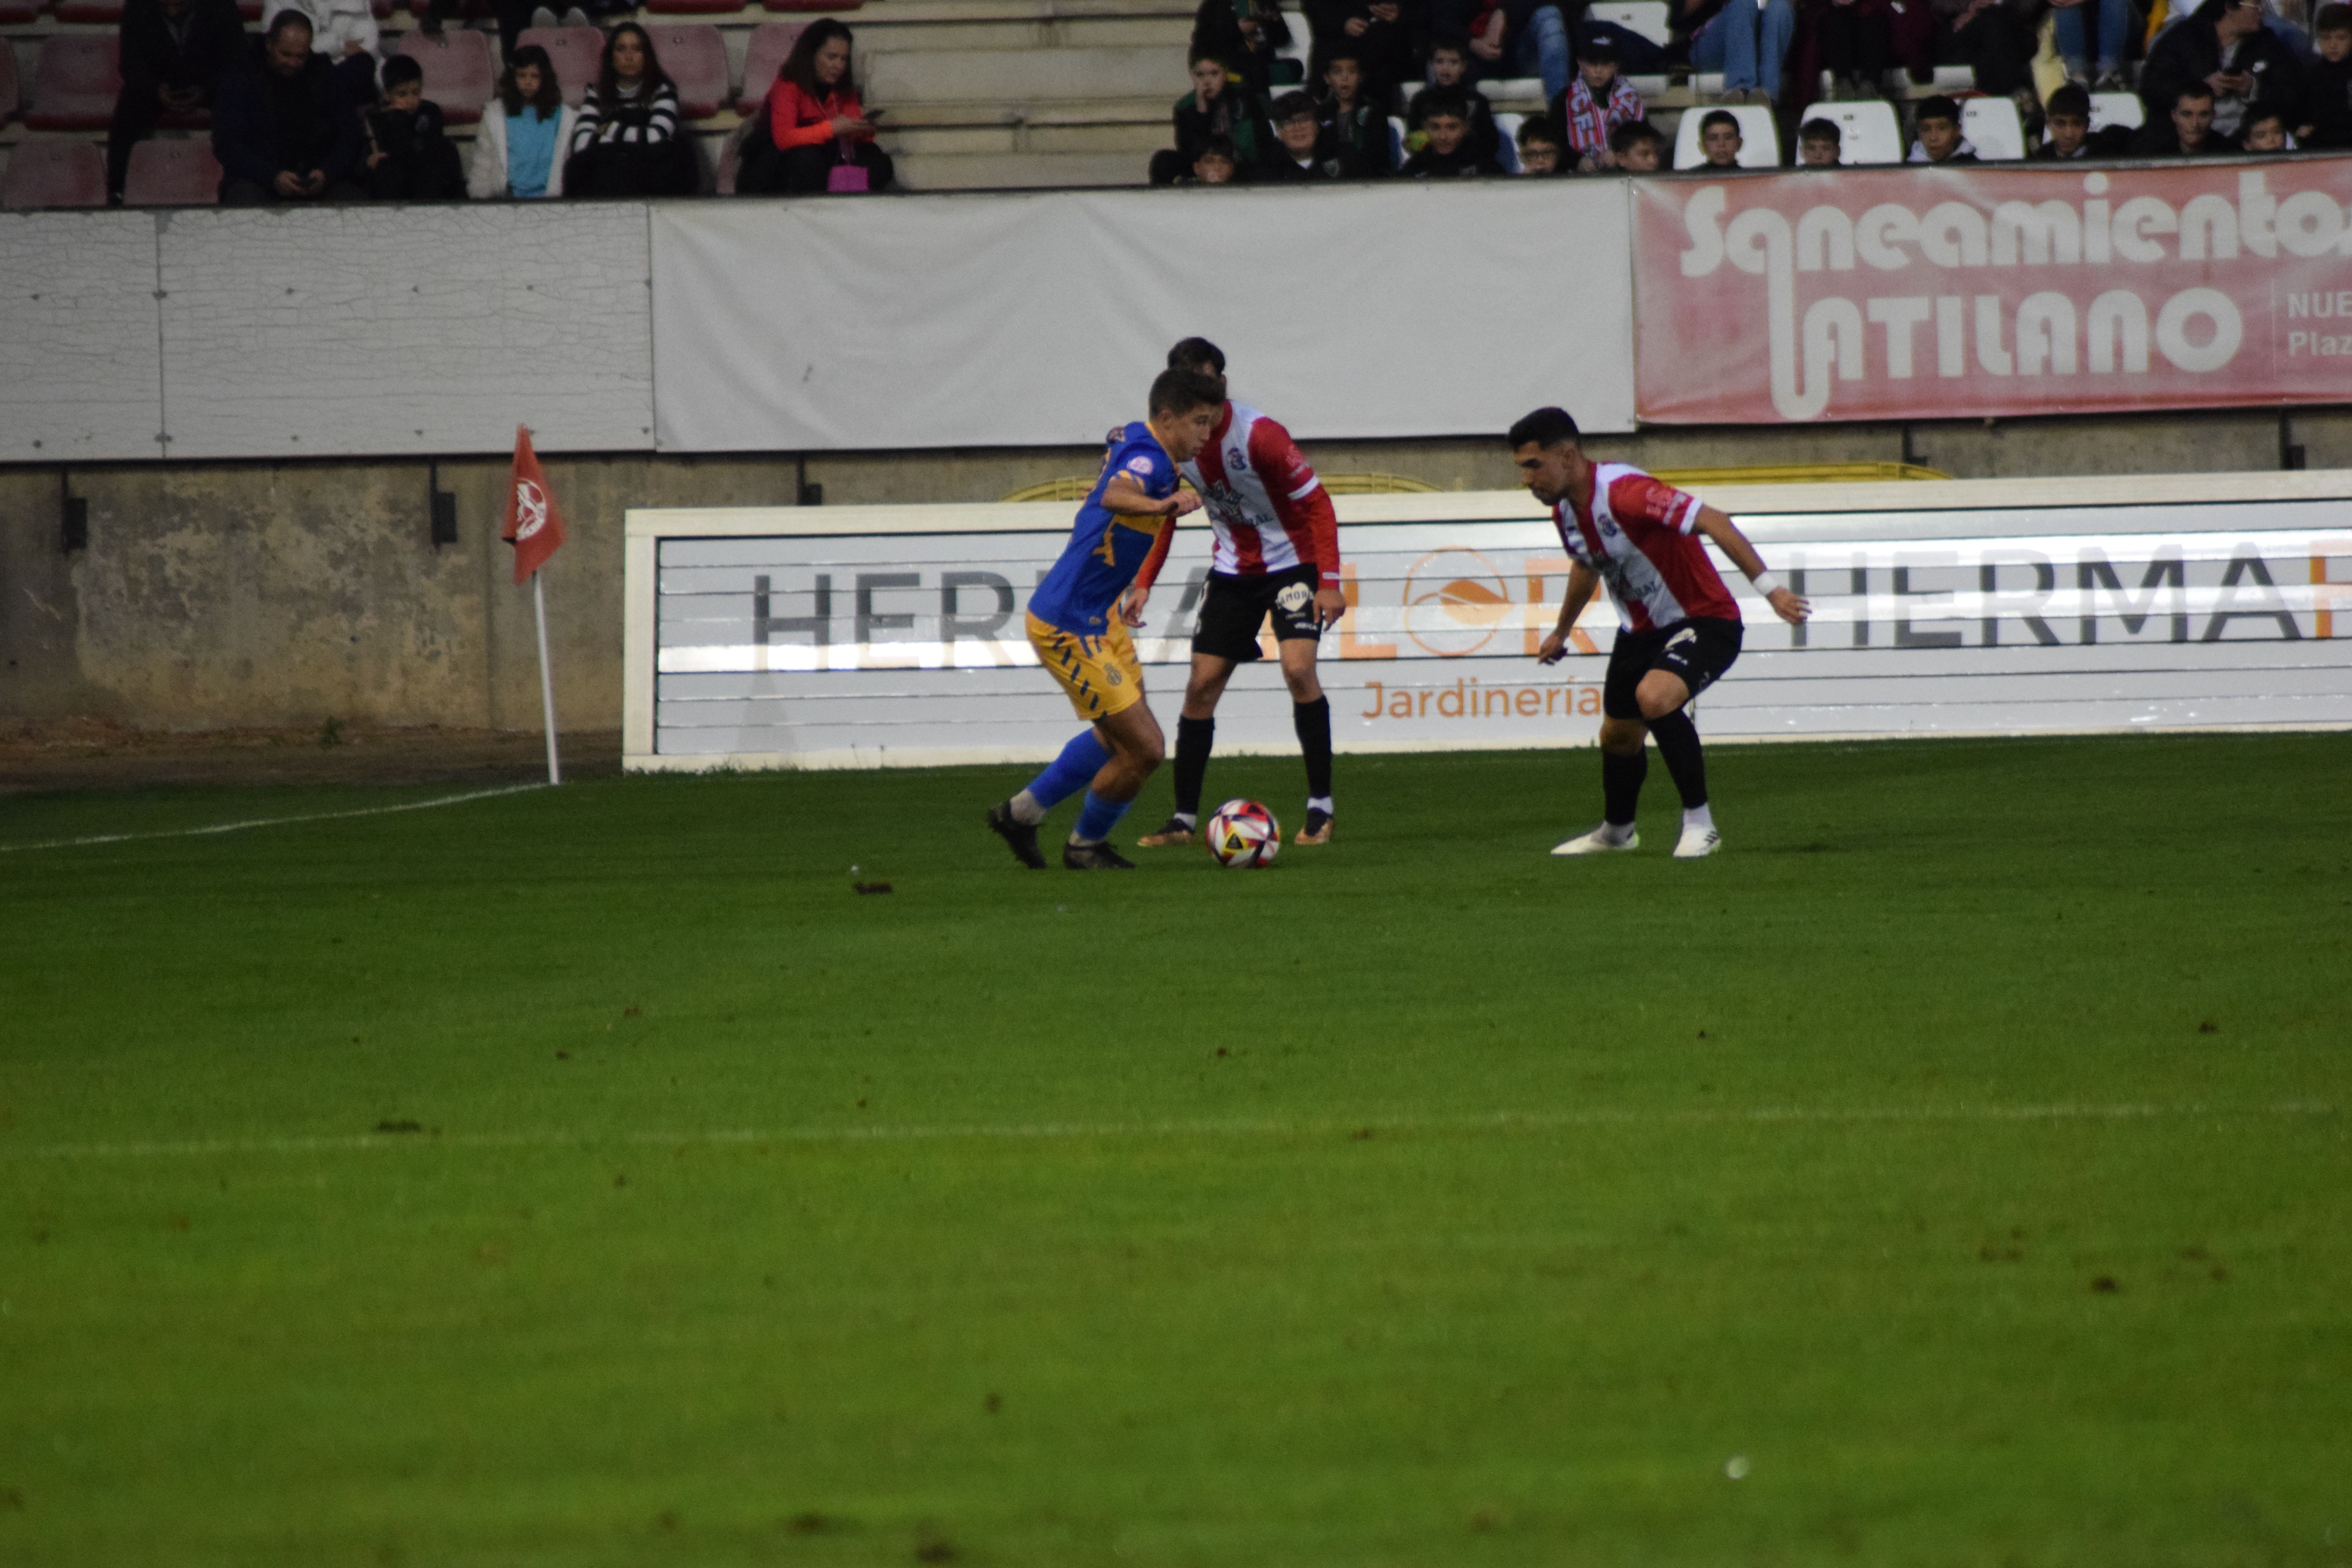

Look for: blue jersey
[1028,423,1179,635]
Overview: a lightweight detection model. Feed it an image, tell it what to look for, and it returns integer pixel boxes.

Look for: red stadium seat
[0,43,18,123]
[2,138,108,207]
[514,24,603,106]
[24,34,122,131]
[122,136,223,204]
[0,0,44,24]
[240,0,262,15]
[394,26,494,122]
[644,22,728,118]
[764,0,857,10]
[734,20,800,113]
[647,0,741,12]
[54,0,124,21]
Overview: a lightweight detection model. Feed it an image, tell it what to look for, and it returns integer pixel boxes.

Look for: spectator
[362,53,461,197]
[278,0,380,104]
[1515,115,1568,168]
[1192,133,1242,181]
[1255,88,1348,174]
[1695,104,1744,163]
[2241,102,2296,140]
[2298,1,2352,144]
[1401,83,1502,170]
[1153,52,1268,183]
[2132,80,2237,149]
[1319,49,1394,172]
[1304,0,1422,99]
[565,23,701,196]
[470,43,577,197]
[1931,0,2037,98]
[1196,0,1304,91]
[1552,33,1644,167]
[2142,0,2303,137]
[1690,0,1797,103]
[1609,116,1664,166]
[107,0,247,205]
[1410,41,1502,162]
[2035,80,2132,152]
[2052,0,2137,90]
[739,18,893,194]
[1430,0,1573,101]
[212,11,365,203]
[1797,114,1842,161]
[1908,92,1980,158]
[1814,0,1894,99]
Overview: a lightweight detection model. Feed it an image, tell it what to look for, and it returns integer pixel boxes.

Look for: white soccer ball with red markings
[1204,799,1281,868]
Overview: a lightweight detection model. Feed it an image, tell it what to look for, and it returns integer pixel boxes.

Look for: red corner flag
[501,425,567,585]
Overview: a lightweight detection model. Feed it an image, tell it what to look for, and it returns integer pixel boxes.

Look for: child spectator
[1435,0,1573,101]
[363,53,462,198]
[1689,0,1797,103]
[1609,117,1664,169]
[1797,115,1842,162]
[1907,94,1979,160]
[212,11,366,203]
[565,24,700,196]
[2034,80,2129,155]
[1402,84,1501,172]
[1696,106,1744,165]
[470,43,578,197]
[743,18,893,194]
[2240,104,2295,145]
[1515,116,1567,170]
[107,0,248,205]
[1319,48,1393,174]
[1154,52,1268,183]
[1553,34,1644,168]
[1410,42,1501,164]
[2298,2,2352,147]
[1192,134,1241,181]
[1303,0,1418,102]
[1257,89,1347,176]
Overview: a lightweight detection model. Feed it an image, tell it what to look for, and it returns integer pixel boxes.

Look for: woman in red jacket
[752,19,895,193]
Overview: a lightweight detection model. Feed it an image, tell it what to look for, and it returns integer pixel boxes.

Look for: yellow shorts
[1028,612,1145,721]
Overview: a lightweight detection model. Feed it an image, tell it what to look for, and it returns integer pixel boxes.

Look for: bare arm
[1103,472,1200,519]
[1693,506,1810,624]
[1535,563,1602,664]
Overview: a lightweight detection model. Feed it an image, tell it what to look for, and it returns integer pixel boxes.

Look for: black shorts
[1602,617,1743,720]
[1192,565,1323,664]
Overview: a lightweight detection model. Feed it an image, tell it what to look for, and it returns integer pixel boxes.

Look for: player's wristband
[1749,571,1781,597]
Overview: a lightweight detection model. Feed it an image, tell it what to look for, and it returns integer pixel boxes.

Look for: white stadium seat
[1672,103,1781,169]
[1587,0,1670,45]
[1494,109,1525,171]
[2089,91,2144,131]
[1626,72,1668,97]
[1960,95,2027,160]
[1279,10,1310,71]
[1800,100,1902,165]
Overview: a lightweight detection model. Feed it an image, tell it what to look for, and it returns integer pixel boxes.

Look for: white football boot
[1552,825,1639,856]
[1672,822,1722,859]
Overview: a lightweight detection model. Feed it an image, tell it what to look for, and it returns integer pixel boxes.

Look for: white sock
[1682,802,1715,833]
[1171,810,1197,827]
[1595,820,1635,845]
[1009,789,1046,826]
[1307,795,1334,815]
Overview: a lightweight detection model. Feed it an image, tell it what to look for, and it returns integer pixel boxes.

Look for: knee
[1635,682,1686,723]
[1134,735,1166,772]
[1281,668,1320,702]
[1598,717,1646,754]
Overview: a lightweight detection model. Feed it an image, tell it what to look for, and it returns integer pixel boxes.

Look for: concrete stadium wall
[5,408,2348,735]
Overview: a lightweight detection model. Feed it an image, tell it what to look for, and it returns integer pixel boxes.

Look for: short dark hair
[1191,48,1227,68]
[1916,94,1961,126]
[2319,1,2352,31]
[1151,367,1226,418]
[1518,118,1564,147]
[1271,89,1317,123]
[1699,107,1739,135]
[2173,82,2216,107]
[1508,406,1581,450]
[1323,45,1364,68]
[265,8,310,40]
[1419,83,1472,121]
[2045,82,2091,119]
[1198,135,1237,162]
[1798,116,1841,143]
[381,53,423,89]
[2246,104,2287,129]
[1609,118,1662,155]
[1167,337,1226,376]
[1579,33,1619,64]
[1429,36,1467,56]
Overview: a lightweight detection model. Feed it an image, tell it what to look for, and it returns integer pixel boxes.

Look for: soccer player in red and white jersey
[1512,406,1809,858]
[1123,338,1348,847]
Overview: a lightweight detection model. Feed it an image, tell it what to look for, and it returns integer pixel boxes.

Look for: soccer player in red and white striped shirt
[1512,407,1809,858]
[1125,338,1347,847]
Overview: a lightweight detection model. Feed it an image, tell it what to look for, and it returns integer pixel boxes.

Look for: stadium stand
[0,0,41,23]
[2,136,108,205]
[1960,94,2026,160]
[1671,101,1778,167]
[644,22,730,118]
[648,0,742,14]
[1586,0,1669,46]
[514,24,606,106]
[2089,90,2143,132]
[0,44,18,125]
[1803,98,1901,164]
[764,0,857,10]
[394,25,495,123]
[734,19,802,112]
[24,34,122,132]
[55,0,127,22]
[121,134,223,203]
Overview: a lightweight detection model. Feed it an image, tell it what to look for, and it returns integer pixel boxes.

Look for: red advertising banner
[1632,158,2352,424]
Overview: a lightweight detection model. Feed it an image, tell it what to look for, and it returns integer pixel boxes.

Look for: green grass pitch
[2,733,2348,1566]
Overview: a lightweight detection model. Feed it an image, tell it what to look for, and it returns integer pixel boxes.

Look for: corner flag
[501,426,567,585]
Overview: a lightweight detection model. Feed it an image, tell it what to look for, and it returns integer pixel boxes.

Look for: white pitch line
[4,1101,2333,1162]
[0,783,548,855]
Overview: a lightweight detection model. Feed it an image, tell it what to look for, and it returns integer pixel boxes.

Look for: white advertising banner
[624,472,2352,771]
[647,180,1637,453]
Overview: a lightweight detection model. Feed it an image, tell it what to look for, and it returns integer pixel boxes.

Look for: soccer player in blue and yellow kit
[986,368,1221,869]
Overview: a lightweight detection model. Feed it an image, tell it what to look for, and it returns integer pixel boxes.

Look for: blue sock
[1072,790,1132,844]
[1023,730,1112,813]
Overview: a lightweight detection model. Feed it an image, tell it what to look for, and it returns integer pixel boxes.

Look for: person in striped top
[562,24,698,196]
[1552,34,1645,169]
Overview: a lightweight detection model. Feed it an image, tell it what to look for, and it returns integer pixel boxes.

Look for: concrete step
[879,95,1169,127]
[852,15,1191,51]
[867,44,1189,102]
[893,148,1145,188]
[881,118,1167,155]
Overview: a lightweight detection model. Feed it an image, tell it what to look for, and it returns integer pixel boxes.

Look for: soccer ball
[1204,799,1281,868]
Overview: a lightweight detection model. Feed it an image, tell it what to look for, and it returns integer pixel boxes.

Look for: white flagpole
[531,568,561,786]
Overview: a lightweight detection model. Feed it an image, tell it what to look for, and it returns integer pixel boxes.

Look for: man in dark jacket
[2142,0,2303,142]
[107,0,247,203]
[211,11,367,203]
[2131,81,2238,154]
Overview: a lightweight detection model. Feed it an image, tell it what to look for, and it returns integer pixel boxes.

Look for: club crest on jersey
[1125,455,1156,475]
[1276,583,1314,614]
